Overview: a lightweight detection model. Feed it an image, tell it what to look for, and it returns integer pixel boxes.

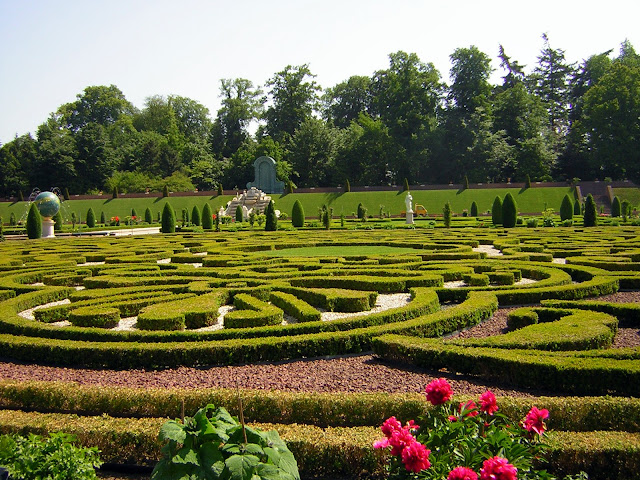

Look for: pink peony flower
[381,416,402,437]
[425,378,454,405]
[448,415,458,422]
[480,456,517,480]
[459,400,479,417]
[448,466,479,480]
[523,406,549,435]
[480,390,499,415]
[373,438,389,449]
[388,428,415,456]
[401,440,431,473]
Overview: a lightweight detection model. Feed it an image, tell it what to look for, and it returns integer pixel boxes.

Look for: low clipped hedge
[541,299,640,324]
[463,273,489,286]
[68,306,120,329]
[275,286,377,313]
[224,293,283,328]
[372,335,640,396]
[269,291,321,322]
[137,290,227,330]
[290,274,443,293]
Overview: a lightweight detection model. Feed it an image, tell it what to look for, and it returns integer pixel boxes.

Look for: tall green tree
[58,85,135,132]
[0,134,36,197]
[287,118,338,187]
[502,193,518,228]
[370,51,442,183]
[263,64,321,143]
[202,203,213,229]
[323,75,372,128]
[583,194,598,227]
[161,202,176,233]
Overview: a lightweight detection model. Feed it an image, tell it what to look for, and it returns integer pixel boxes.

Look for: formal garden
[0,211,640,479]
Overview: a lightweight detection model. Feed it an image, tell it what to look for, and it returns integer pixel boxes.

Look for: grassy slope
[0,186,578,222]
[613,188,640,208]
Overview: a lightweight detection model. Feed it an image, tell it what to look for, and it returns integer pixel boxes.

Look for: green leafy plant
[151,404,299,480]
[0,432,101,480]
[443,202,451,228]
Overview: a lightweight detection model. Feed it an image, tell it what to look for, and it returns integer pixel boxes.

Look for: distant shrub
[235,205,243,223]
[443,202,452,228]
[470,201,478,217]
[584,194,598,227]
[144,207,153,224]
[292,200,305,227]
[162,185,169,197]
[202,203,213,229]
[357,202,367,221]
[26,203,41,239]
[491,196,503,226]
[574,199,581,216]
[463,175,469,189]
[560,194,574,221]
[403,178,409,191]
[217,183,223,195]
[191,205,201,226]
[265,200,277,231]
[345,179,351,192]
[611,196,621,217]
[100,211,106,224]
[525,174,531,189]
[9,212,16,226]
[526,218,538,228]
[86,208,96,228]
[112,186,118,199]
[161,202,175,233]
[502,193,517,228]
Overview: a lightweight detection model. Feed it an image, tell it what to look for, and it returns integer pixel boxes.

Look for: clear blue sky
[1,0,638,145]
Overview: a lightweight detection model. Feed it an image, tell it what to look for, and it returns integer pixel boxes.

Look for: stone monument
[246,156,284,194]
[405,191,414,225]
[33,191,61,238]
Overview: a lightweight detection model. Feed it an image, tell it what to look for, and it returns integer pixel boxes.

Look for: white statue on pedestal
[405,192,414,225]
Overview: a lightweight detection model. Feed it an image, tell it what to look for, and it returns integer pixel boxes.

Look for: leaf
[159,420,187,444]
[224,454,260,480]
[262,447,280,466]
[253,462,281,480]
[171,446,200,466]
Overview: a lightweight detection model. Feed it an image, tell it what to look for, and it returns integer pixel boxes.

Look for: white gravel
[18,299,71,320]
[320,293,411,322]
[472,245,503,256]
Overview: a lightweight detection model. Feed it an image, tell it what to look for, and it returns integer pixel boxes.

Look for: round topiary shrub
[292,200,305,228]
[502,193,517,228]
[26,203,42,239]
[161,202,176,233]
[560,194,574,221]
[470,201,478,217]
[191,205,201,226]
[583,194,598,227]
[86,208,96,228]
[491,196,503,226]
[611,196,621,217]
[202,203,213,229]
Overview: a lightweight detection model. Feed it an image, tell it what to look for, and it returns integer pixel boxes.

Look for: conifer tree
[145,207,153,224]
[202,203,213,229]
[161,202,176,233]
[443,202,452,228]
[265,200,278,231]
[491,196,503,226]
[470,201,478,217]
[26,203,42,239]
[611,196,621,217]
[292,200,305,228]
[583,194,598,227]
[560,194,574,221]
[191,205,201,226]
[86,208,96,228]
[502,193,517,228]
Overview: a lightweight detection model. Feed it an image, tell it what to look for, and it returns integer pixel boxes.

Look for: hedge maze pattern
[1,228,639,397]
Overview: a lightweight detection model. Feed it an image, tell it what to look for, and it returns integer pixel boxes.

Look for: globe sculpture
[33,191,61,238]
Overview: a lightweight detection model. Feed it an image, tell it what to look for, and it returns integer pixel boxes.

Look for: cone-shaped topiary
[52,211,63,231]
[470,201,478,217]
[26,203,42,239]
[191,205,201,226]
[583,194,598,227]
[443,202,452,228]
[100,211,106,224]
[357,202,367,221]
[525,174,531,189]
[86,208,96,228]
[491,196,503,226]
[162,185,169,197]
[202,203,213,229]
[574,198,581,216]
[145,207,153,224]
[345,179,351,193]
[161,202,175,233]
[502,193,517,228]
[265,200,277,231]
[63,187,70,200]
[463,175,469,190]
[611,196,621,217]
[560,194,574,221]
[217,183,223,196]
[112,186,118,199]
[292,200,305,228]
[403,178,410,192]
[235,205,243,223]
[131,208,137,218]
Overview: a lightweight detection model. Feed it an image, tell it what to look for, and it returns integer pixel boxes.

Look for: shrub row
[0,409,639,479]
[274,286,377,313]
[290,274,443,293]
[372,335,640,396]
[137,290,228,330]
[223,293,283,328]
[541,299,640,324]
[451,310,617,351]
[269,291,321,323]
[68,306,120,328]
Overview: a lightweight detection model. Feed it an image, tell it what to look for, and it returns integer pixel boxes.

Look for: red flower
[388,427,415,456]
[425,378,453,405]
[480,456,517,480]
[480,390,499,415]
[523,406,549,435]
[459,400,479,417]
[381,416,402,437]
[401,440,431,473]
[448,466,479,480]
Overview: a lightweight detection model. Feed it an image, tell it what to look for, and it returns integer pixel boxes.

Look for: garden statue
[405,191,414,225]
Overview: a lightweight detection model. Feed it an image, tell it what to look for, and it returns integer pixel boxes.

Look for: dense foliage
[161,202,176,233]
[291,200,305,227]
[1,39,639,198]
[502,192,518,228]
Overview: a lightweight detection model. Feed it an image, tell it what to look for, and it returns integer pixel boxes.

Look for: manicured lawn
[613,188,640,209]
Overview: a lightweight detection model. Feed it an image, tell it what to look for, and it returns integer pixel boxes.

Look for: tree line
[1,35,639,197]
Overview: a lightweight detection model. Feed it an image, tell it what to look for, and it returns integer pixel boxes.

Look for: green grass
[0,187,576,224]
[266,245,423,257]
[613,188,640,209]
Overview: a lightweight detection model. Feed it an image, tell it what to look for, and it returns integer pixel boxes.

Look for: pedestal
[406,211,414,225]
[42,218,55,238]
